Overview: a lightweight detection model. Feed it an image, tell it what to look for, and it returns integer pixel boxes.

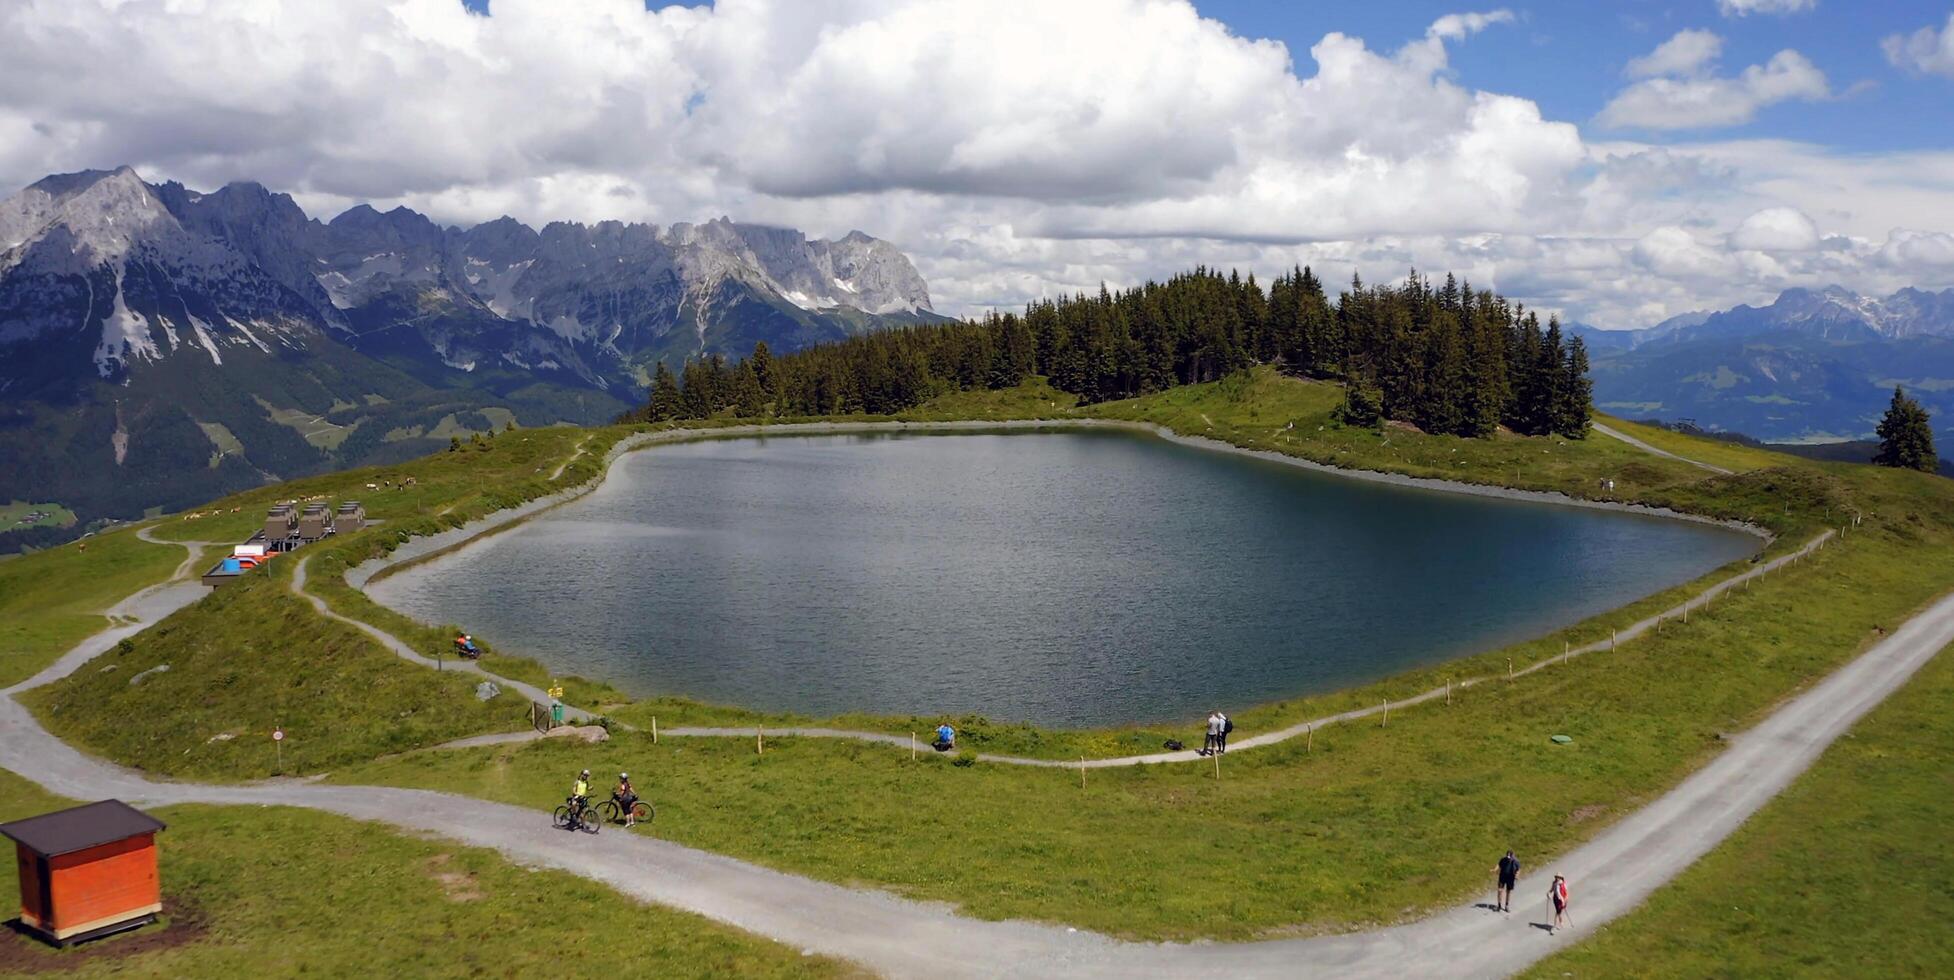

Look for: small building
[0,800,166,946]
[335,500,365,534]
[263,503,297,548]
[297,503,332,543]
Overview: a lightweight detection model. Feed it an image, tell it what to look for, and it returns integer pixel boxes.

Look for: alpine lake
[369,428,1760,727]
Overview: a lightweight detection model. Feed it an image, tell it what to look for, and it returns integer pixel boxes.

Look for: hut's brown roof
[0,800,165,858]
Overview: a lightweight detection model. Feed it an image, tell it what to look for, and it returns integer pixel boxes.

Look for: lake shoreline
[353,418,1769,594]
[348,419,1768,726]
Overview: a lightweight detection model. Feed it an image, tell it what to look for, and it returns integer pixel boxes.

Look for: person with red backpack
[1549,874,1571,933]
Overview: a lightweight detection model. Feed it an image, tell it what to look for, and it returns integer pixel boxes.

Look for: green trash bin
[551,701,565,726]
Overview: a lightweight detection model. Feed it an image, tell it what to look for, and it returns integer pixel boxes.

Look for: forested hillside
[631,268,1594,439]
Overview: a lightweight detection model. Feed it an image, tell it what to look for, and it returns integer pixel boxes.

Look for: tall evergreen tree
[647,361,684,422]
[1558,335,1593,438]
[732,360,766,417]
[750,341,776,400]
[1874,386,1937,472]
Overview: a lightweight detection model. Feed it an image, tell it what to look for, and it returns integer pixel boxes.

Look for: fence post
[1307,724,1313,753]
[757,729,764,756]
[1080,757,1087,790]
[1507,658,1513,680]
[912,732,918,761]
[1382,699,1389,727]
[652,716,658,744]
[1447,680,1452,706]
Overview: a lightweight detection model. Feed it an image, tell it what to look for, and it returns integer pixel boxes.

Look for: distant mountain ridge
[1578,285,1954,444]
[0,166,941,545]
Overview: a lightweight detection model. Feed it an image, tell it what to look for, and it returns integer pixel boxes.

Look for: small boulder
[474,680,501,701]
[128,664,170,686]
[542,724,609,744]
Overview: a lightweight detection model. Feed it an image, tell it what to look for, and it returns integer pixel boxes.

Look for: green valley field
[1,369,1951,974]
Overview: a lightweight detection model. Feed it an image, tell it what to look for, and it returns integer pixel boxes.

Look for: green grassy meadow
[1526,641,1954,978]
[324,501,1953,942]
[0,771,856,979]
[0,500,77,533]
[7,369,1954,944]
[0,526,184,688]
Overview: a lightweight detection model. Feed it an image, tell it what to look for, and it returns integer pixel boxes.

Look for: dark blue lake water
[369,429,1758,727]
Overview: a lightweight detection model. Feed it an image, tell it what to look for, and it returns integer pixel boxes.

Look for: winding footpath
[289,556,590,724]
[1,446,1945,976]
[1592,421,1735,476]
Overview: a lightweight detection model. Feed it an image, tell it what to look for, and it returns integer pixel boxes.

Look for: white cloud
[0,0,1948,331]
[1426,9,1514,41]
[1717,0,1816,16]
[1627,29,1722,79]
[1730,206,1821,251]
[1883,14,1954,79]
[1600,35,1830,130]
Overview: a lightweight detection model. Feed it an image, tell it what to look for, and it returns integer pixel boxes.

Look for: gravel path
[290,556,588,724]
[1592,421,1735,476]
[2,540,1948,977]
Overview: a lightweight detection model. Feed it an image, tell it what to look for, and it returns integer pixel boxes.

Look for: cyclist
[613,772,640,827]
[567,769,591,828]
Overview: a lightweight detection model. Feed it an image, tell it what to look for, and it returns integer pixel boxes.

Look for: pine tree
[1558,335,1593,438]
[1874,386,1937,472]
[647,361,684,421]
[751,341,776,400]
[732,360,765,417]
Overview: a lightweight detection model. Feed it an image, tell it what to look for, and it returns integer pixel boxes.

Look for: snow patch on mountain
[93,271,157,377]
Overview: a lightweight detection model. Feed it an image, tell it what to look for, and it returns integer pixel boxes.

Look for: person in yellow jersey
[569,769,591,826]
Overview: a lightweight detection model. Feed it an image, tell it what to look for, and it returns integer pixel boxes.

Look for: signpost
[273,726,285,772]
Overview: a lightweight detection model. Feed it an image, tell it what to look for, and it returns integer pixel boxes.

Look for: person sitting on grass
[614,772,639,827]
[933,723,956,752]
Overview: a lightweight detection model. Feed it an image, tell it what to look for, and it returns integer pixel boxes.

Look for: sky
[3,1,1954,328]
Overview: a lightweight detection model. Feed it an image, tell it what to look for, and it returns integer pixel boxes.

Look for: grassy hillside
[24,562,522,779]
[0,527,185,687]
[1527,642,1954,978]
[9,368,1954,942]
[0,771,856,979]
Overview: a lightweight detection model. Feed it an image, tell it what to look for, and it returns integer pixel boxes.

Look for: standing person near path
[1492,850,1520,912]
[1200,710,1222,756]
[1217,711,1233,753]
[1549,874,1571,933]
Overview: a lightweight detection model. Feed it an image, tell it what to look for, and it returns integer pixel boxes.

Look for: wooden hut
[0,800,165,945]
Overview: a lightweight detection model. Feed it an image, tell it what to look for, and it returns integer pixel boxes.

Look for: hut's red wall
[14,843,46,927]
[45,834,159,935]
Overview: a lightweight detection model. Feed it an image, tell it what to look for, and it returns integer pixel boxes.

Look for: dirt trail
[1592,421,1734,475]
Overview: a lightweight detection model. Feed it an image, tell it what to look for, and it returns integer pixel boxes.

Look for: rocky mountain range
[0,166,941,546]
[1576,285,1954,444]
